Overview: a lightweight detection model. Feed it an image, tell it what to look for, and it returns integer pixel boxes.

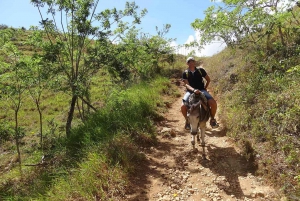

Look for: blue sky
[0,0,226,56]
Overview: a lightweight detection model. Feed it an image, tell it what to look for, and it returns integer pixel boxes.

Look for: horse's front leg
[191,134,196,149]
[189,116,199,149]
[199,122,207,159]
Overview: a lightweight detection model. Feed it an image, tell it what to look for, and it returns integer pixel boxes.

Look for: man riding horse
[181,57,219,130]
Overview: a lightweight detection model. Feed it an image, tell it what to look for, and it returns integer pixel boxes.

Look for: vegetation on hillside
[1,0,300,200]
[0,1,182,199]
[195,1,300,199]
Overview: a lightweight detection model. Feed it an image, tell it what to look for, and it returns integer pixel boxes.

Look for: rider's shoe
[184,121,191,130]
[210,118,219,129]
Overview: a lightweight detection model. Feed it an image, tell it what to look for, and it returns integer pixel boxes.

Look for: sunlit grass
[204,42,300,198]
[0,75,178,200]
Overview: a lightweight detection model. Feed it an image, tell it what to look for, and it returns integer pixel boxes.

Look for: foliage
[66,77,168,156]
[197,1,300,198]
[0,121,14,143]
[90,24,175,84]
[45,152,127,201]
[192,0,300,50]
[0,24,9,30]
[0,28,28,168]
[30,0,148,136]
[0,76,173,200]
[0,0,178,199]
[204,38,300,200]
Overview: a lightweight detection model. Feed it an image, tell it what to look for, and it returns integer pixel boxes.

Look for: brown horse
[187,92,210,157]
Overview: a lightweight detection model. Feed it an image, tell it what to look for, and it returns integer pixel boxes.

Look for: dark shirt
[182,67,207,91]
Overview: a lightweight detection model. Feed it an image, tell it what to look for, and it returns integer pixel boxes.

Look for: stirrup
[210,118,219,128]
[184,120,191,130]
[184,121,191,130]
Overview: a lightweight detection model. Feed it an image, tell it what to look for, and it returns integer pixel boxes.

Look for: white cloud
[200,41,227,56]
[171,32,226,57]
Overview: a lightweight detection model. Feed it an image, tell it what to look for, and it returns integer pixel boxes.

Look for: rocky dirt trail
[125,84,282,201]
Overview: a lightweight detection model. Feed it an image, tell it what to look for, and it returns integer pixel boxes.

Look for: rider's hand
[194,89,200,94]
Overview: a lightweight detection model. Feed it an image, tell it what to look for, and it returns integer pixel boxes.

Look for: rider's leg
[181,104,191,130]
[181,103,188,120]
[200,90,219,127]
[208,98,219,128]
[208,98,217,119]
[182,91,191,130]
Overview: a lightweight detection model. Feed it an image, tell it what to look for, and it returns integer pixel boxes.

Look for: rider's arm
[204,75,211,90]
[183,79,197,92]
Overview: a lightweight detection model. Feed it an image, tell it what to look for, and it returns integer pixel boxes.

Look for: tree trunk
[14,110,22,173]
[66,95,77,137]
[278,25,286,47]
[37,103,43,151]
[77,98,84,121]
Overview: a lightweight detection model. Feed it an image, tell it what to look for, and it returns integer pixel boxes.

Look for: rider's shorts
[182,90,213,104]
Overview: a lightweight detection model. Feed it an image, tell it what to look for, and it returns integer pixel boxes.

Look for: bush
[66,77,168,156]
[0,24,8,30]
[0,121,14,143]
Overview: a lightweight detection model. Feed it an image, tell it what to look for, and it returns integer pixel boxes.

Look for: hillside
[201,45,300,200]
[1,2,300,199]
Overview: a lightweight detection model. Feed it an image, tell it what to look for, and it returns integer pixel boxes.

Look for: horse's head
[187,93,210,135]
[187,101,201,135]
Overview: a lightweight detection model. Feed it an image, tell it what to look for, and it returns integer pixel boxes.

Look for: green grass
[0,75,179,200]
[204,43,300,199]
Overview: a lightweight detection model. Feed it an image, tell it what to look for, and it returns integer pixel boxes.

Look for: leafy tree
[191,0,299,51]
[0,30,27,170]
[31,0,147,136]
[24,27,53,150]
[142,24,174,75]
[102,24,174,82]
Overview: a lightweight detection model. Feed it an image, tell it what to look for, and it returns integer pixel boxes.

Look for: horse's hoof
[202,154,207,160]
[191,141,195,146]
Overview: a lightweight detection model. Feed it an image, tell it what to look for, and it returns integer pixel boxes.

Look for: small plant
[0,121,14,143]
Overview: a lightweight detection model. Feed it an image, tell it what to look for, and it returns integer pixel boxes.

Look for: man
[181,57,219,130]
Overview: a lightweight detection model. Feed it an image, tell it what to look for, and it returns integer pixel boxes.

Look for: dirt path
[125,84,281,201]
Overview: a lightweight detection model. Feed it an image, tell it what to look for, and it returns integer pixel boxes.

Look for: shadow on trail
[200,144,257,199]
[125,135,185,201]
[173,127,258,199]
[205,126,227,137]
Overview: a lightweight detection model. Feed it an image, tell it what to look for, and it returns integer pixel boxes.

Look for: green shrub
[0,121,14,143]
[66,77,168,156]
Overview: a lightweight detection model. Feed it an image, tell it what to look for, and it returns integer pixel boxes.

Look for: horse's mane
[188,92,207,105]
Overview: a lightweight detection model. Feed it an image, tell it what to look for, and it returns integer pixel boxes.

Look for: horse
[186,92,210,158]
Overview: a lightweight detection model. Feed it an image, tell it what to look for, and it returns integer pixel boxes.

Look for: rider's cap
[186,57,195,63]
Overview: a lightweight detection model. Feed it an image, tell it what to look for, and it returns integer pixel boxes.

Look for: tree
[103,24,175,82]
[31,0,147,136]
[0,29,27,171]
[23,27,53,150]
[191,0,299,51]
